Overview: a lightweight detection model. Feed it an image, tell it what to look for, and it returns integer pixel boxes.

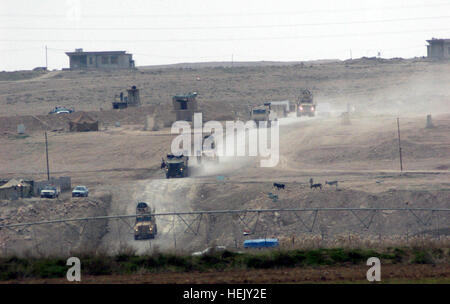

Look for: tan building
[172,92,198,122]
[66,49,135,69]
[426,38,450,59]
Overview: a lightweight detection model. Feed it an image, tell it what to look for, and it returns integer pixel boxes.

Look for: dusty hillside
[0,58,449,255]
[0,194,111,256]
[0,58,448,121]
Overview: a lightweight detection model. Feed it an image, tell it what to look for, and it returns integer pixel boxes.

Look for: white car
[55,110,71,114]
[72,185,89,197]
[40,186,60,199]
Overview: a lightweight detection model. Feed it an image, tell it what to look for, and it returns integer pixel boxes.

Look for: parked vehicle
[243,238,279,249]
[40,185,60,199]
[49,106,74,115]
[72,185,89,197]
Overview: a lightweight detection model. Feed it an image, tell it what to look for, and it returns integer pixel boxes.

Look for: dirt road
[0,59,449,256]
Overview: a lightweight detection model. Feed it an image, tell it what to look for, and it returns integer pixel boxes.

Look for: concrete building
[65,49,135,69]
[172,92,198,122]
[426,38,450,59]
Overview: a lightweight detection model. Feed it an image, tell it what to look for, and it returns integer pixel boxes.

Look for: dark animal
[310,183,322,190]
[273,183,285,190]
[325,180,338,187]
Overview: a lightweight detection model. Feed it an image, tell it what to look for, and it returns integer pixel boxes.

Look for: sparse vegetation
[0,246,447,281]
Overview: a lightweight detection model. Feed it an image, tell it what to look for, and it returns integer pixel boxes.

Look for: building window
[111,56,118,64]
[89,57,93,65]
[179,100,187,110]
[102,56,109,64]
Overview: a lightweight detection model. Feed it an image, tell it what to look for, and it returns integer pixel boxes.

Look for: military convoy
[296,89,316,117]
[133,202,157,240]
[250,90,316,124]
[162,154,189,178]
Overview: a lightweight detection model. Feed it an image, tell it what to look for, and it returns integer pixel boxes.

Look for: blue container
[243,238,279,248]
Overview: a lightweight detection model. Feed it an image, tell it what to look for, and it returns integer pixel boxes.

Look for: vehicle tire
[154,224,158,235]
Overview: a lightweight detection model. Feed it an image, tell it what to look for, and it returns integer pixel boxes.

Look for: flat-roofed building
[66,49,135,69]
[426,38,450,59]
[172,92,198,122]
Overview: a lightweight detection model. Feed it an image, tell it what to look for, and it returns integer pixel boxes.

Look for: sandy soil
[0,58,449,257]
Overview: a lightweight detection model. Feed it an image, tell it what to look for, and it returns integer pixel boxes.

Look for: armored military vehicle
[162,154,189,178]
[251,104,272,127]
[296,89,317,117]
[134,202,157,240]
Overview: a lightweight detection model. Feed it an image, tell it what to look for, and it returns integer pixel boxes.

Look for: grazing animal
[310,183,322,190]
[325,180,338,187]
[273,183,285,190]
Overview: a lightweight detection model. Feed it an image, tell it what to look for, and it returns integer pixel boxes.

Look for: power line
[0,207,448,229]
[0,2,449,18]
[0,28,448,43]
[2,16,450,31]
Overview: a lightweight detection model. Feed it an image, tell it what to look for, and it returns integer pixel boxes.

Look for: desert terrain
[0,57,449,260]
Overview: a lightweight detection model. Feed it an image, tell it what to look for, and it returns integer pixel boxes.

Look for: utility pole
[45,132,50,180]
[45,45,48,70]
[397,118,403,172]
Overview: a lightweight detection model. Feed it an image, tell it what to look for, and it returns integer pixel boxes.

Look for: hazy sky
[0,0,449,70]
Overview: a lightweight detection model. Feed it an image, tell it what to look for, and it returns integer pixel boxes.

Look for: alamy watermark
[366,257,381,282]
[66,257,81,282]
[170,113,279,167]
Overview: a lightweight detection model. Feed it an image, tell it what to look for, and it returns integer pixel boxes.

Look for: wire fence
[1,207,449,256]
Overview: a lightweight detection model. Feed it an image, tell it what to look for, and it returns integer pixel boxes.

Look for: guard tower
[172,92,198,121]
[127,85,141,107]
